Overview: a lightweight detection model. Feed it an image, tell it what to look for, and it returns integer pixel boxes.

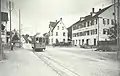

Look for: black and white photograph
[0,0,120,76]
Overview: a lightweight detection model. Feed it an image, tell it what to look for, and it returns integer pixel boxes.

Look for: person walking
[11,42,14,50]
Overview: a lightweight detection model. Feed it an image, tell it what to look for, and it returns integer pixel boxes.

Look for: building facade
[72,4,116,46]
[49,18,68,45]
[1,12,8,44]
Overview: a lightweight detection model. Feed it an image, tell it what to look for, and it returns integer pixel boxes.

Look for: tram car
[31,34,46,51]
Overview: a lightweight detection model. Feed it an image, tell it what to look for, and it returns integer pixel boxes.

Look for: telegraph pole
[8,1,13,49]
[117,0,120,60]
[0,0,3,60]
[19,9,21,47]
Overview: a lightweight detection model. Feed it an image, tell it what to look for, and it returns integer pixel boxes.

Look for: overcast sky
[2,0,112,35]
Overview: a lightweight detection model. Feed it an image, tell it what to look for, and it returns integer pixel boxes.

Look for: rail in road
[33,51,81,76]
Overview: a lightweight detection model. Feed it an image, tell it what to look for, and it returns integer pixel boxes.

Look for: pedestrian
[11,42,14,50]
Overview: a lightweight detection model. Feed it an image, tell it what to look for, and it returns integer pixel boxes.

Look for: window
[51,39,53,43]
[36,37,39,41]
[95,29,97,34]
[103,19,105,24]
[87,31,89,35]
[107,29,110,35]
[87,21,90,27]
[63,32,65,36]
[82,39,84,45]
[57,26,59,30]
[77,33,79,37]
[86,39,89,45]
[63,39,65,42]
[76,40,77,44]
[96,19,97,24]
[91,30,93,35]
[107,19,109,25]
[103,29,107,34]
[91,20,94,25]
[79,40,81,45]
[84,22,86,27]
[62,27,64,30]
[56,32,58,36]
[111,19,114,25]
[56,39,59,43]
[94,39,96,46]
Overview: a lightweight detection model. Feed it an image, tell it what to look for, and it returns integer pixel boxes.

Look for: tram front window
[39,38,42,43]
[36,37,39,43]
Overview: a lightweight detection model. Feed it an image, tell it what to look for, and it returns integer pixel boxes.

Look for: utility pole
[0,0,3,60]
[8,1,13,49]
[117,0,120,60]
[19,9,21,48]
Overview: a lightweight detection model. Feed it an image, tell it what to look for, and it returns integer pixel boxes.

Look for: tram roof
[35,34,45,37]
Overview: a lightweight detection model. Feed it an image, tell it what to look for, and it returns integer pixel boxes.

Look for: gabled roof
[71,4,113,27]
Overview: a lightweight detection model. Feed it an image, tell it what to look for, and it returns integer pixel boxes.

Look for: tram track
[33,51,81,76]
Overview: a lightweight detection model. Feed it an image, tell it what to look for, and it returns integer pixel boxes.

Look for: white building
[72,4,117,46]
[49,18,68,45]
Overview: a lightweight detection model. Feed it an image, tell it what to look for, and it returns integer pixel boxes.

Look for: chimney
[92,8,95,13]
[80,17,84,21]
[90,12,92,16]
[99,8,101,11]
[56,20,57,22]
[60,18,62,21]
[80,17,81,21]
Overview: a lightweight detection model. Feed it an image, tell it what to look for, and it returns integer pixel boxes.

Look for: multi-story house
[49,18,68,45]
[72,4,116,46]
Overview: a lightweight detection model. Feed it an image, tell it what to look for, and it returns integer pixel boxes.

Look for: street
[23,43,120,76]
[35,46,120,76]
[0,44,120,76]
[0,44,119,76]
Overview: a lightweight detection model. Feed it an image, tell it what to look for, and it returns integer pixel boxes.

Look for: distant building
[71,4,116,46]
[1,12,8,44]
[67,26,72,42]
[43,33,49,45]
[49,18,68,45]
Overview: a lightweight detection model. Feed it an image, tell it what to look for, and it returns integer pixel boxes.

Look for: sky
[2,0,112,35]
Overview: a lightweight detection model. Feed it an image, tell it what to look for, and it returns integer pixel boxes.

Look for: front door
[94,39,96,46]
